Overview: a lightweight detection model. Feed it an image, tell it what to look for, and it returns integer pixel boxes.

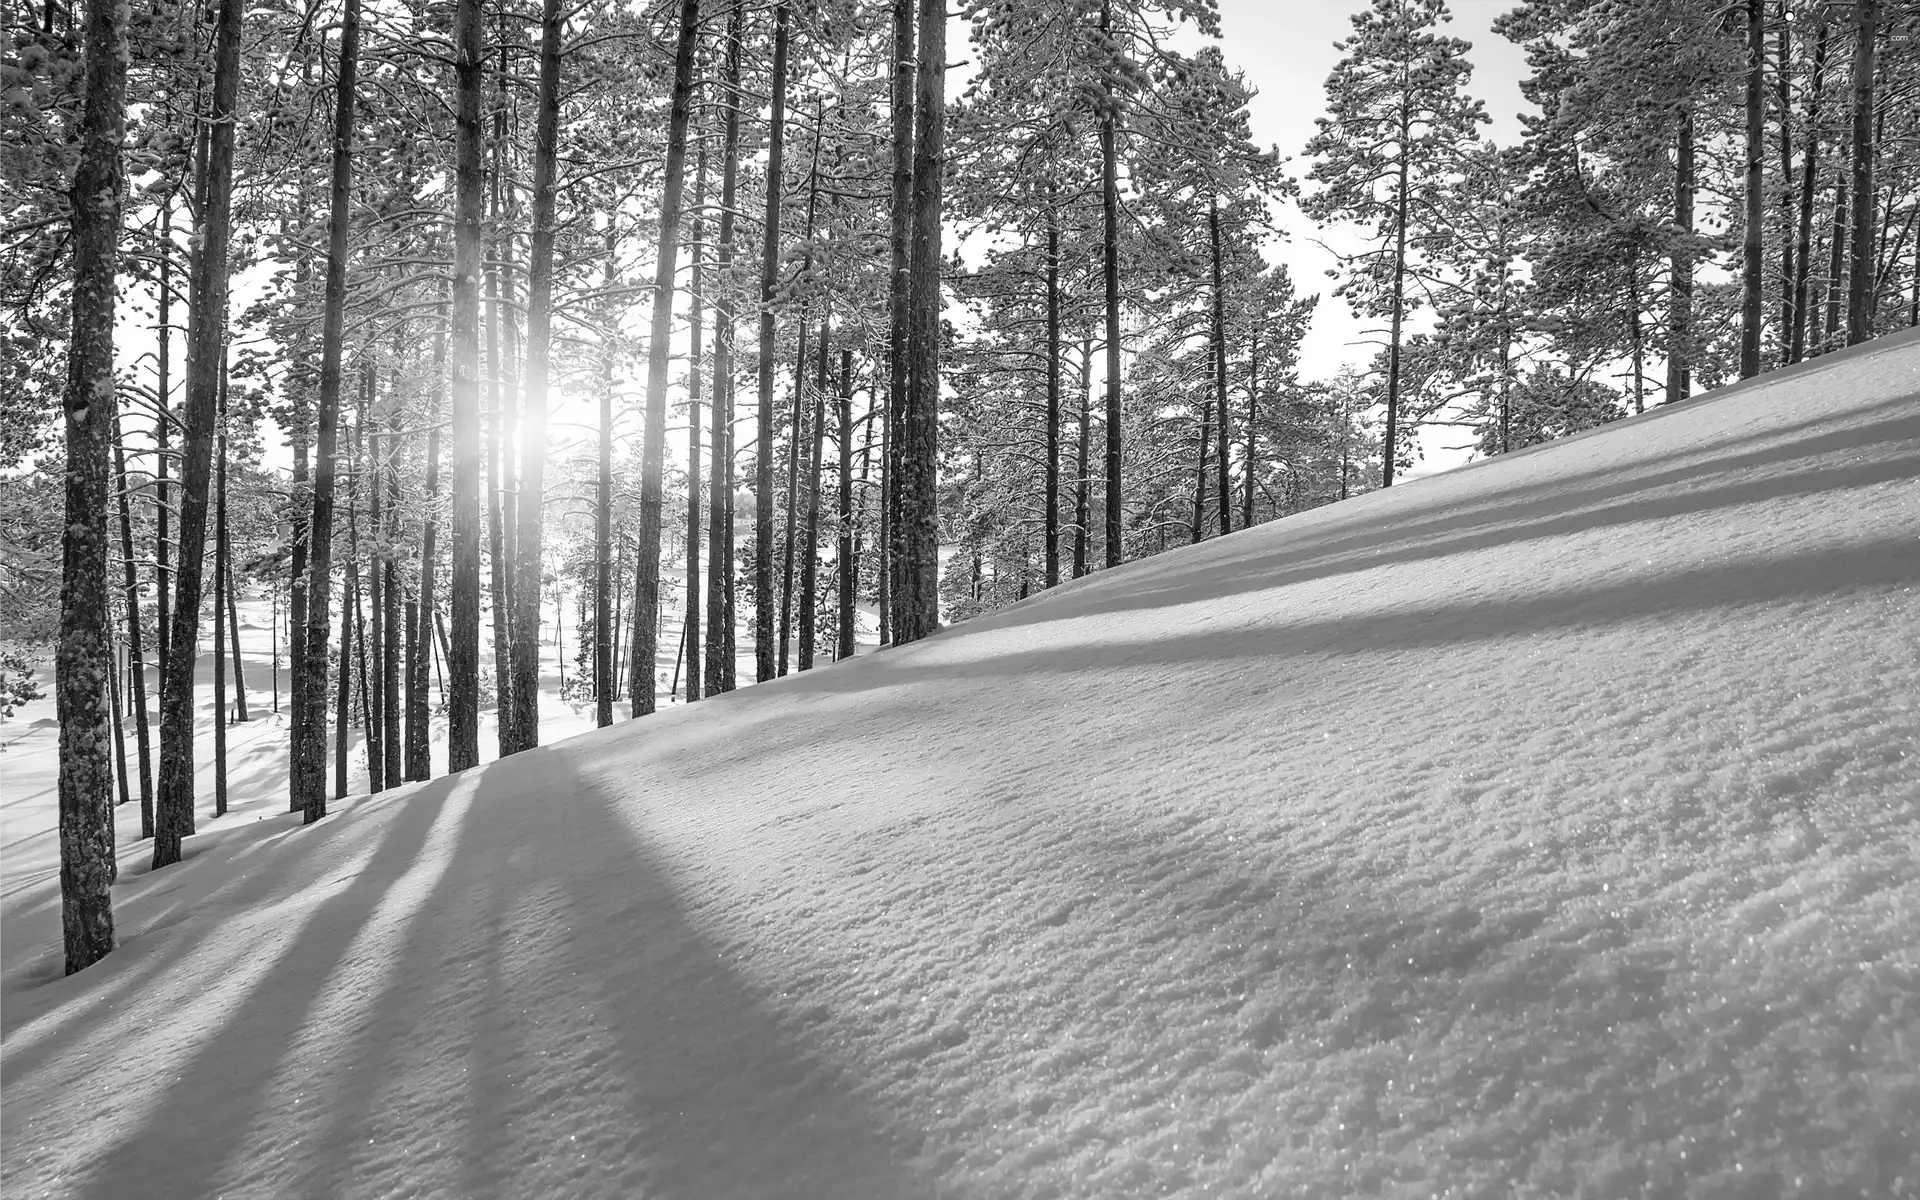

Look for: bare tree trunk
[447,0,486,771]
[1190,396,1210,543]
[213,357,229,816]
[896,0,944,640]
[1242,322,1258,529]
[836,348,855,659]
[753,0,792,682]
[596,224,618,727]
[1044,199,1060,588]
[407,316,444,781]
[57,0,127,971]
[631,0,703,716]
[1790,22,1830,364]
[485,82,516,756]
[1383,113,1410,485]
[1211,201,1231,532]
[335,540,354,801]
[111,412,154,836]
[361,373,384,792]
[155,204,173,701]
[1074,337,1090,579]
[1098,0,1123,564]
[1823,138,1850,354]
[1667,103,1695,403]
[705,0,743,698]
[798,321,828,670]
[154,0,241,865]
[682,137,707,705]
[1845,0,1879,345]
[886,0,914,641]
[380,406,400,783]
[1740,0,1765,378]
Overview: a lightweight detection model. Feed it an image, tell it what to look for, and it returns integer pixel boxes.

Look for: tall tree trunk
[381,405,401,782]
[1210,200,1231,532]
[1044,199,1061,589]
[1098,0,1123,565]
[1845,0,1879,345]
[1667,103,1695,403]
[110,412,154,835]
[781,135,825,677]
[335,533,354,801]
[407,317,444,781]
[706,0,743,698]
[1740,0,1765,378]
[1190,396,1210,543]
[57,0,127,971]
[753,1,793,682]
[1823,137,1850,354]
[885,0,915,643]
[1774,0,1795,363]
[212,359,229,816]
[507,0,563,750]
[1074,338,1090,579]
[155,204,172,701]
[1383,106,1410,486]
[292,0,362,821]
[837,347,855,660]
[596,225,618,726]
[799,321,828,670]
[361,372,384,791]
[1243,322,1259,528]
[447,0,486,771]
[897,0,944,640]
[154,0,241,866]
[682,138,707,706]
[485,81,516,756]
[1790,22,1830,364]
[631,0,702,717]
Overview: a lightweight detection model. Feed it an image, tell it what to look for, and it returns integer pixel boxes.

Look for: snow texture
[3,329,1919,1198]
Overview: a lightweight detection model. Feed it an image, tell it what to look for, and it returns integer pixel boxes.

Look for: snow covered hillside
[5,330,1919,1198]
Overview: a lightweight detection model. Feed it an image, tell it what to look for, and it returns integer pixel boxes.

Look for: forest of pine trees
[4,0,1918,971]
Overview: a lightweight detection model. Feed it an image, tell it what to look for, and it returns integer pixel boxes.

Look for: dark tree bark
[1740,0,1766,378]
[1667,103,1695,404]
[447,0,486,771]
[486,88,516,756]
[754,0,791,684]
[1845,0,1879,345]
[360,372,384,792]
[1382,100,1411,486]
[630,0,702,717]
[335,529,354,801]
[1789,21,1830,364]
[213,361,229,816]
[1099,0,1123,563]
[886,0,915,633]
[682,137,707,706]
[57,0,127,972]
[837,347,855,660]
[110,412,154,836]
[1773,0,1795,363]
[596,225,618,726]
[1190,395,1211,544]
[1211,201,1231,532]
[705,0,744,698]
[406,317,444,781]
[507,0,563,750]
[155,205,172,701]
[381,407,400,784]
[1823,137,1850,354]
[1044,201,1060,589]
[293,0,364,820]
[798,321,828,671]
[1074,338,1091,579]
[1242,323,1258,530]
[154,0,240,865]
[896,0,944,641]
[780,140,824,677]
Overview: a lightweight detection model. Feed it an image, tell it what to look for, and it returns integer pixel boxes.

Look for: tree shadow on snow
[71,750,927,1200]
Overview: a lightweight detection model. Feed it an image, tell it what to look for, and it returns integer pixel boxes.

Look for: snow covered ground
[4,329,1919,1198]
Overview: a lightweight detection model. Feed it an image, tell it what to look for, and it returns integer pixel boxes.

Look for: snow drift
[4,330,1919,1199]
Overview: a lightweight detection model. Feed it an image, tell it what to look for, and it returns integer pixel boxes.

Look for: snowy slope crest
[4,331,1919,1198]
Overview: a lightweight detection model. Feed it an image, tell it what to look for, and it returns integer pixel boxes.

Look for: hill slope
[4,331,1919,1199]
